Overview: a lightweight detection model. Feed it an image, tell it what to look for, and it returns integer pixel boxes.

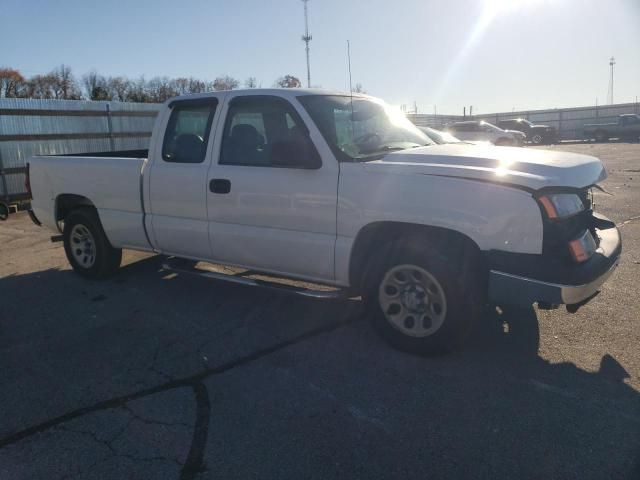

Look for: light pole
[608,56,616,105]
[301,0,313,88]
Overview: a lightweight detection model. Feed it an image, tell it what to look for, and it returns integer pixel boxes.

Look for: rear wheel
[364,237,482,356]
[531,133,543,144]
[63,208,121,279]
[594,130,609,142]
[494,137,511,146]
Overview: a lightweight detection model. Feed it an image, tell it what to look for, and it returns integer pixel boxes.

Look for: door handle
[210,179,231,194]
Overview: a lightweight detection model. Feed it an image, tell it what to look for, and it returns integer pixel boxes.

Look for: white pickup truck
[27,89,621,355]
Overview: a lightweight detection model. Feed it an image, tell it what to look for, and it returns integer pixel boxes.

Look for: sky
[2,0,639,114]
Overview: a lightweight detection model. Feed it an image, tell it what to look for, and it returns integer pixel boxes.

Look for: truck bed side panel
[29,155,152,250]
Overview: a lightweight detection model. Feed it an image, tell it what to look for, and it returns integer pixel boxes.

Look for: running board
[161,259,350,300]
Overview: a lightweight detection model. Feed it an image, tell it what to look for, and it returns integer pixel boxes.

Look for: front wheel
[364,239,482,356]
[594,130,609,142]
[531,133,543,144]
[63,208,122,279]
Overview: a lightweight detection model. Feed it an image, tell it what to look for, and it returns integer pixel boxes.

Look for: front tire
[63,208,122,279]
[531,133,543,144]
[364,238,482,356]
[594,130,609,142]
[494,137,511,146]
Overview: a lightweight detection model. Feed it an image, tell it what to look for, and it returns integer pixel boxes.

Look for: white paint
[29,89,609,288]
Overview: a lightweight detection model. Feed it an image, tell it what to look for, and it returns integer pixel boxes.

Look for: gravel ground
[0,142,638,479]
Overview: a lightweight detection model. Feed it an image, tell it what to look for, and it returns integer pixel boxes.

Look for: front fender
[335,165,543,285]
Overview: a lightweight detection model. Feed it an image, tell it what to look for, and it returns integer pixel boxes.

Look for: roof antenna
[347,40,355,137]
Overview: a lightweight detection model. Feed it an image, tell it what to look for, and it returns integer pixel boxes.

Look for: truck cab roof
[164,88,369,105]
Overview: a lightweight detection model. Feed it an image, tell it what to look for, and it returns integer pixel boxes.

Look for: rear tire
[363,237,483,356]
[594,130,609,142]
[531,133,543,144]
[63,208,122,279]
[494,138,511,146]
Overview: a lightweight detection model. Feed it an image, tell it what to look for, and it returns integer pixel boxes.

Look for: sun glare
[484,0,553,19]
[430,0,554,105]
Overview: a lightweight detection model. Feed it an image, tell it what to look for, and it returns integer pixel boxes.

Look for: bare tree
[213,75,240,91]
[147,77,179,102]
[125,77,151,103]
[245,77,258,88]
[0,68,25,98]
[23,74,57,99]
[354,83,366,94]
[187,77,208,93]
[106,76,130,102]
[275,75,302,88]
[51,64,82,99]
[83,71,111,100]
[3,65,260,102]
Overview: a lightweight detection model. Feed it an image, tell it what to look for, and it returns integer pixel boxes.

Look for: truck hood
[530,124,554,131]
[365,144,607,190]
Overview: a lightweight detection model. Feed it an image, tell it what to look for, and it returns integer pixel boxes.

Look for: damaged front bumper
[487,213,621,309]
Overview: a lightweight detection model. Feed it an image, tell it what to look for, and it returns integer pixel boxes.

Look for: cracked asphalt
[0,143,639,479]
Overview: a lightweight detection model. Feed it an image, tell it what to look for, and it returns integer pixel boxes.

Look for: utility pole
[608,56,615,104]
[301,0,313,88]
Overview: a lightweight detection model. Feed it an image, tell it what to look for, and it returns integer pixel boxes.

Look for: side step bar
[161,259,351,300]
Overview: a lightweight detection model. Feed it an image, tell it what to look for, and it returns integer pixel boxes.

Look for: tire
[363,236,483,356]
[0,202,8,221]
[594,130,609,142]
[494,138,511,146]
[63,208,122,279]
[531,133,543,145]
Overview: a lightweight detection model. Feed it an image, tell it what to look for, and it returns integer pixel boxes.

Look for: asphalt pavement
[0,142,638,479]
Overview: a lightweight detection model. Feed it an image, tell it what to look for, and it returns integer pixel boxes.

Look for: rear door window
[162,99,218,163]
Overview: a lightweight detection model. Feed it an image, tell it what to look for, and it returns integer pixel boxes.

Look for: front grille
[578,188,593,210]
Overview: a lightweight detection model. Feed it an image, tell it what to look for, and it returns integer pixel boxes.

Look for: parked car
[419,126,494,147]
[27,89,621,356]
[583,114,640,142]
[497,118,556,144]
[446,120,526,146]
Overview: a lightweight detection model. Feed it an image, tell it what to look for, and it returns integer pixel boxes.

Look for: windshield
[481,121,502,132]
[298,95,434,161]
[420,127,462,144]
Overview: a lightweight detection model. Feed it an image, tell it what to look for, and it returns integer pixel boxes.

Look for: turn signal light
[568,231,597,263]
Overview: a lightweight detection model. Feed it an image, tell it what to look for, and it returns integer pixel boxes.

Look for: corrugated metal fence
[2,98,639,201]
[0,98,160,201]
[409,102,640,141]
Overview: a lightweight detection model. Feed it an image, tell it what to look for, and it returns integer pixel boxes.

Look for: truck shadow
[0,257,638,478]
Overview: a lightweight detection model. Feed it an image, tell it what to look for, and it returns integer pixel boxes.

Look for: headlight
[538,193,585,219]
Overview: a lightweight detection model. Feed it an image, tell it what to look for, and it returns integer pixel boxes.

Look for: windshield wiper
[355,144,424,161]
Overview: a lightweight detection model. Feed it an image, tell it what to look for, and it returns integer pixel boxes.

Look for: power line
[301,0,312,88]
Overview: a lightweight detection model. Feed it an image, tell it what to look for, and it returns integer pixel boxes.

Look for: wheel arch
[348,221,486,294]
[594,129,609,141]
[55,194,97,222]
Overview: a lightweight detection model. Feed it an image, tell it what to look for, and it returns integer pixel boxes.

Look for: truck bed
[61,149,149,158]
[29,152,152,251]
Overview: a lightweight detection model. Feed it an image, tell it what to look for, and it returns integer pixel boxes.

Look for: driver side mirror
[270,139,322,169]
